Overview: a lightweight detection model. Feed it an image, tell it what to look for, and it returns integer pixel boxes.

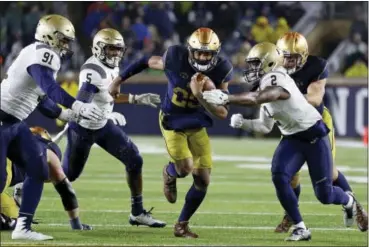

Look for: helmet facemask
[188,47,220,72]
[55,32,74,60]
[243,58,265,88]
[282,52,303,74]
[96,42,126,68]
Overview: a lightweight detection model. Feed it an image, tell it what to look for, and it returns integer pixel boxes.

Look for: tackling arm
[228,86,290,105]
[305,79,326,107]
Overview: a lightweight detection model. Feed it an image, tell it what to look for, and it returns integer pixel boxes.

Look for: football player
[203,42,366,241]
[61,28,165,228]
[109,27,233,238]
[0,14,103,240]
[274,32,367,232]
[1,126,92,231]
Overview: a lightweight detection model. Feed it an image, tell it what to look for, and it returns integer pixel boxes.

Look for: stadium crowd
[0,1,367,78]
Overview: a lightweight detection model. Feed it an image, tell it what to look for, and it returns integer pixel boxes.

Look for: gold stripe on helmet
[30,126,52,141]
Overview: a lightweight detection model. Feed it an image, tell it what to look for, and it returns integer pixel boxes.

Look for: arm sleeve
[241,107,275,133]
[221,60,234,83]
[36,95,62,119]
[27,64,76,108]
[77,69,101,103]
[119,55,150,80]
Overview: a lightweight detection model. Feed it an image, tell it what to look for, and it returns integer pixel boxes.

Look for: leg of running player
[305,136,367,232]
[6,122,52,240]
[62,127,94,182]
[47,149,91,230]
[271,138,311,241]
[95,120,165,227]
[0,159,17,231]
[174,128,212,238]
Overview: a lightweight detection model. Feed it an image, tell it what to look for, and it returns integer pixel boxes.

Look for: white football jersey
[259,67,322,135]
[77,56,119,129]
[1,43,60,120]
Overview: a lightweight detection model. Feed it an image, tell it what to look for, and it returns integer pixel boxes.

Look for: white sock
[295,221,306,230]
[344,194,354,209]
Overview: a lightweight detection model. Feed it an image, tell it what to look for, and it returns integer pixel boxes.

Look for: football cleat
[129,207,166,228]
[162,165,177,203]
[174,221,199,238]
[343,192,356,228]
[285,227,311,241]
[355,199,368,232]
[11,217,53,241]
[13,183,23,207]
[275,214,293,233]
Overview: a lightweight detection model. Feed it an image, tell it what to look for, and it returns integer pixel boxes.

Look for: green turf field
[1,137,368,246]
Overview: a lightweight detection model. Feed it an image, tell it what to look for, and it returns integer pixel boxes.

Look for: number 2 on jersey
[171,87,198,108]
[271,75,277,86]
[42,52,54,65]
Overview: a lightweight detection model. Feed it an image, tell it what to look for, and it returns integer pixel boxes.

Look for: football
[196,73,216,91]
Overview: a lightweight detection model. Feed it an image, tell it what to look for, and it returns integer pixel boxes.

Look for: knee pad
[314,181,333,204]
[272,173,290,188]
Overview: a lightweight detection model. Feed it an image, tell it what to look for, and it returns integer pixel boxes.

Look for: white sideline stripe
[40,197,368,205]
[236,164,368,173]
[45,223,358,231]
[0,243,157,247]
[40,208,341,216]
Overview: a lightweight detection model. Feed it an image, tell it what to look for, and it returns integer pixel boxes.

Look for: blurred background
[0,1,367,140]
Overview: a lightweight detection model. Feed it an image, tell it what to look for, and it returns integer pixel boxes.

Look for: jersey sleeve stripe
[36,44,51,50]
[81,63,107,79]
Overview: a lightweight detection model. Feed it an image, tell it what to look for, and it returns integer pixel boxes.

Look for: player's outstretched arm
[114,93,161,108]
[203,86,290,106]
[37,95,78,122]
[27,65,104,121]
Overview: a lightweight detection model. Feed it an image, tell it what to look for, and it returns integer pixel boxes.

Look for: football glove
[129,93,161,108]
[203,89,229,105]
[230,114,244,129]
[58,109,79,122]
[107,112,126,126]
[71,101,104,121]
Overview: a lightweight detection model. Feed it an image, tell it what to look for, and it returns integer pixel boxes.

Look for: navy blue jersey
[161,45,233,130]
[290,55,328,114]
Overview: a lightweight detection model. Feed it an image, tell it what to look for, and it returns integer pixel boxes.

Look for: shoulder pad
[164,45,186,69]
[79,63,106,87]
[308,56,328,81]
[260,71,288,90]
[34,45,61,71]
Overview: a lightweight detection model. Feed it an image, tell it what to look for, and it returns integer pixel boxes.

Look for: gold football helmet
[187,27,221,72]
[30,126,52,141]
[35,14,75,58]
[92,28,126,68]
[276,32,309,74]
[243,42,283,86]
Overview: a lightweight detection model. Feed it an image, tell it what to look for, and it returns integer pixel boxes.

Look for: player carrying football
[0,14,104,240]
[109,27,233,238]
[202,42,367,241]
[61,28,165,228]
[272,31,367,233]
[1,127,92,231]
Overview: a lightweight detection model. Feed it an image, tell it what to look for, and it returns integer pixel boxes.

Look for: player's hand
[203,89,229,105]
[190,73,206,96]
[230,114,244,129]
[71,101,104,121]
[131,93,161,108]
[58,109,79,122]
[107,112,126,126]
[108,81,121,99]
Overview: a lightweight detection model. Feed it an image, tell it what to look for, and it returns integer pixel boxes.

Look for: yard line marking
[40,197,368,205]
[45,223,359,231]
[40,209,342,216]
